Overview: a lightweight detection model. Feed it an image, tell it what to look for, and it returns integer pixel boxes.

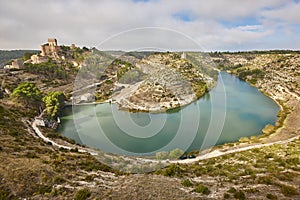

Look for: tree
[22,52,36,61]
[156,151,169,160]
[42,91,66,118]
[169,148,184,159]
[10,82,42,106]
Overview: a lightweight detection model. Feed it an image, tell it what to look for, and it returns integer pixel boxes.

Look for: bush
[163,164,183,177]
[74,188,91,200]
[266,193,278,199]
[181,179,193,187]
[156,151,169,160]
[25,152,39,159]
[234,190,246,200]
[228,187,237,193]
[169,148,184,159]
[258,176,275,185]
[70,148,79,152]
[53,176,66,184]
[37,184,52,194]
[280,184,298,197]
[193,184,210,195]
[223,193,230,199]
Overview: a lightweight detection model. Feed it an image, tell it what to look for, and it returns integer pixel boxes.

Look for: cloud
[262,1,300,24]
[0,0,299,50]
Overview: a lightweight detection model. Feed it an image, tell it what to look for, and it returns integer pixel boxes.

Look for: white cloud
[262,1,300,24]
[0,0,299,50]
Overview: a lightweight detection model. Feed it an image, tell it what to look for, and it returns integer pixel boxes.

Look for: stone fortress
[30,38,62,64]
[40,38,61,57]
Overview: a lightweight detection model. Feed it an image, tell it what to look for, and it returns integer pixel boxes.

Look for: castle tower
[40,38,60,57]
[48,38,57,47]
[40,45,46,56]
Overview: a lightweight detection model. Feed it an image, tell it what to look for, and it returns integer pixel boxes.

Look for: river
[58,72,279,156]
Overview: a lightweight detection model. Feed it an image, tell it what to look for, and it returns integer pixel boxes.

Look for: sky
[0,0,300,51]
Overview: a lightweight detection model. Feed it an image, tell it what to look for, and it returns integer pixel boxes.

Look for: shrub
[258,176,275,185]
[223,193,230,199]
[181,179,193,187]
[228,187,237,193]
[74,188,91,200]
[53,176,66,184]
[234,190,246,200]
[26,152,39,159]
[84,175,95,182]
[71,147,79,152]
[193,184,210,195]
[266,193,278,199]
[155,151,169,160]
[169,148,184,159]
[163,164,183,177]
[37,184,52,194]
[280,184,298,197]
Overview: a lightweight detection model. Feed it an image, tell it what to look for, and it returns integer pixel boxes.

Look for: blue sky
[0,0,300,51]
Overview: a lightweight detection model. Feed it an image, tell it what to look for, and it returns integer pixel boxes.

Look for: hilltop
[72,49,217,112]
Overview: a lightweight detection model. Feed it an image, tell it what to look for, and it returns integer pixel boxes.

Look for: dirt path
[31,120,98,155]
[171,134,300,164]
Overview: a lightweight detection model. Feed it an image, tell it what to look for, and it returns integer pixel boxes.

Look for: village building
[29,54,47,64]
[4,59,23,69]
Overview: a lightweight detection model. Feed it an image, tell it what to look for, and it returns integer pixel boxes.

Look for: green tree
[169,148,184,159]
[22,52,36,61]
[156,151,169,160]
[10,82,42,106]
[42,91,65,118]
